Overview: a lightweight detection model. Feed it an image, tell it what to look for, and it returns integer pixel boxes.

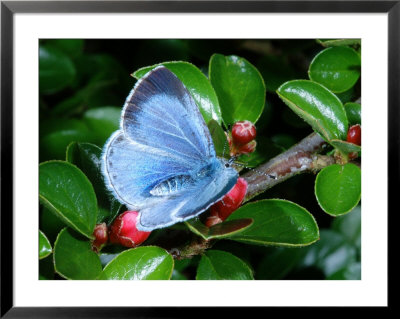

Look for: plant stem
[243,132,334,202]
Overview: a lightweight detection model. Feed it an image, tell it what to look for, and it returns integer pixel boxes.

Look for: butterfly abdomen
[149,175,193,196]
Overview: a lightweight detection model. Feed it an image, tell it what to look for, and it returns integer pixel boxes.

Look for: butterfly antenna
[222,124,232,159]
[231,160,277,180]
[222,136,229,159]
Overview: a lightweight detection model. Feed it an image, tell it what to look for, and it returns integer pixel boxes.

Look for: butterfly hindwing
[102,131,194,209]
[138,158,238,231]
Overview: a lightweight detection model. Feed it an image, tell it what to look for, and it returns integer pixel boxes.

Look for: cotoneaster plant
[39,39,361,280]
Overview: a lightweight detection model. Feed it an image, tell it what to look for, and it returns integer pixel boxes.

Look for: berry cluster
[91,211,151,252]
[205,177,248,227]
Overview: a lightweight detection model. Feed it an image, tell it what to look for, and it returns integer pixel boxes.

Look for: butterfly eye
[225,163,230,168]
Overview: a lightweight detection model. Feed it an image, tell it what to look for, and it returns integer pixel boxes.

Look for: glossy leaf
[66,142,121,224]
[185,218,253,240]
[133,61,222,124]
[330,139,361,154]
[101,246,174,280]
[207,119,229,158]
[209,54,266,125]
[54,228,102,280]
[82,106,121,146]
[196,250,253,280]
[317,39,361,47]
[315,164,361,216]
[309,46,361,93]
[299,230,357,277]
[226,199,319,247]
[39,161,98,238]
[39,230,52,259]
[39,45,76,94]
[277,80,348,141]
[345,102,361,125]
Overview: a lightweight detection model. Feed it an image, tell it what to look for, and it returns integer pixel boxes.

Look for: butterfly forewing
[122,66,215,161]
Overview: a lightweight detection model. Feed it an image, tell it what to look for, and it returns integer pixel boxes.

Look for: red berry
[109,211,151,248]
[231,121,257,146]
[91,223,108,253]
[207,177,248,225]
[347,124,361,146]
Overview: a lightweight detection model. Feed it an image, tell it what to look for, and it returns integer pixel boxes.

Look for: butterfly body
[102,66,238,231]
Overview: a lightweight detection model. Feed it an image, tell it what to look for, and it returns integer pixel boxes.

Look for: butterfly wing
[102,66,238,230]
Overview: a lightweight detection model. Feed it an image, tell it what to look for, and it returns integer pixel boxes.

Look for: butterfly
[102,66,238,231]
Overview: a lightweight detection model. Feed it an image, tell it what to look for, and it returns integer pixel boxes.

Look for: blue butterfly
[102,66,238,231]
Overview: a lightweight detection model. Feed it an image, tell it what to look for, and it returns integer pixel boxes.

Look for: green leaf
[299,229,357,277]
[185,218,253,240]
[209,54,266,125]
[345,102,361,125]
[39,45,76,94]
[39,161,98,238]
[309,46,361,93]
[315,163,361,216]
[101,246,174,280]
[39,118,94,161]
[330,139,361,154]
[66,142,121,224]
[317,39,361,48]
[277,80,348,141]
[133,61,222,124]
[332,205,361,250]
[207,119,229,158]
[82,106,121,146]
[54,228,102,280]
[196,250,253,280]
[39,230,52,259]
[226,199,319,247]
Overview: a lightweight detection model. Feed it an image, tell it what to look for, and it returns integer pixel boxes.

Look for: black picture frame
[1,0,396,317]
